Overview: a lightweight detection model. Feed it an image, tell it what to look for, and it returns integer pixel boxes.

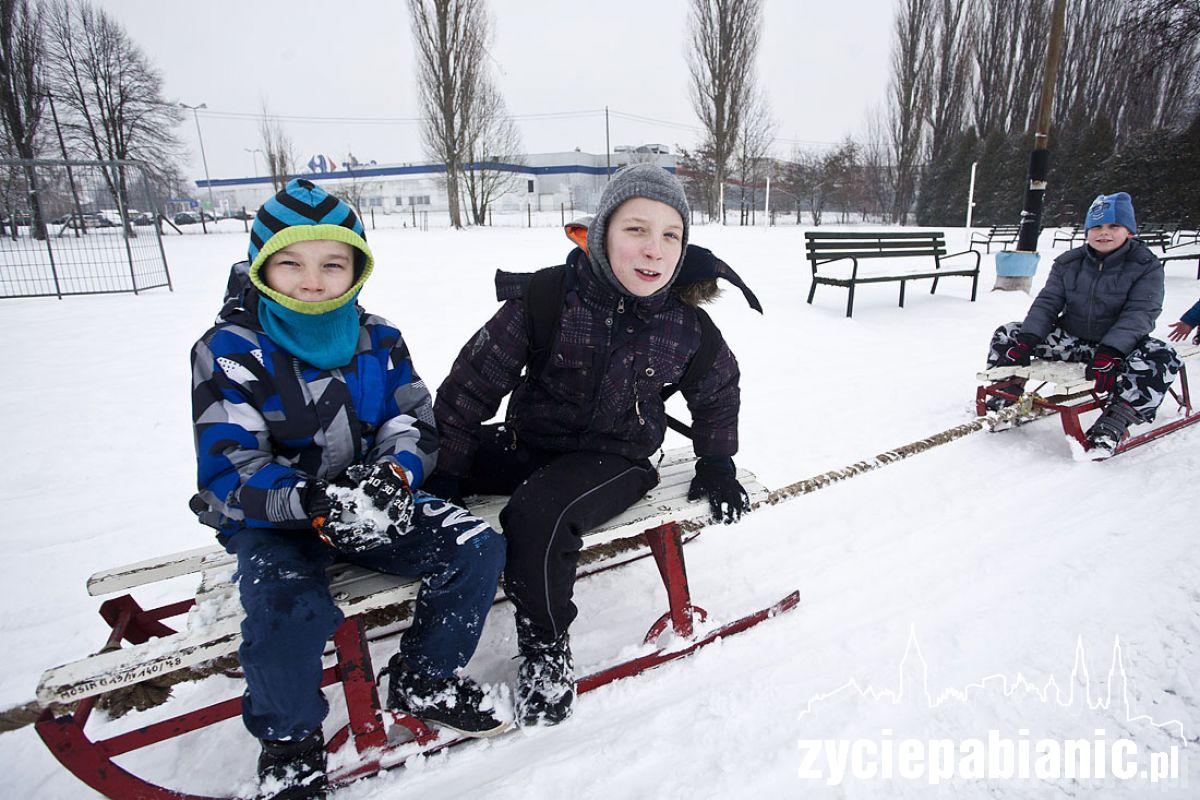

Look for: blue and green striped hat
[248,178,374,314]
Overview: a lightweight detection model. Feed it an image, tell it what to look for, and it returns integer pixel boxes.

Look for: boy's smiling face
[604,197,685,297]
[263,239,355,302]
[1086,223,1131,255]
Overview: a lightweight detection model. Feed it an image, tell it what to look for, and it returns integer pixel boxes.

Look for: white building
[197,148,678,219]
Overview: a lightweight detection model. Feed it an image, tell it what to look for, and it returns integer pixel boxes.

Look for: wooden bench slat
[43,456,768,706]
[88,447,710,597]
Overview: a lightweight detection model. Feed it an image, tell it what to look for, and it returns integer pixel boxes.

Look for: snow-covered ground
[1,223,1197,798]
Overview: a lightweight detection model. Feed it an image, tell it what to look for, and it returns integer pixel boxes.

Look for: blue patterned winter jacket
[190,262,437,538]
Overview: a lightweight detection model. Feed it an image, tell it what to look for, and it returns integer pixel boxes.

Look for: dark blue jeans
[226,493,505,741]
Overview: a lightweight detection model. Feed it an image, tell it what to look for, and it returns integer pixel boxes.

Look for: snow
[1,222,1197,798]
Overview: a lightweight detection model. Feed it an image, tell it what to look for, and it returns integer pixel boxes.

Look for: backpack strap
[524,264,568,377]
[661,307,721,439]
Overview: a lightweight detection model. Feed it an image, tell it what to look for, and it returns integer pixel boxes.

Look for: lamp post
[180,101,215,231]
[244,147,262,177]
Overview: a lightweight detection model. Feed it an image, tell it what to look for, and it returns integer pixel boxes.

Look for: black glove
[301,463,414,553]
[995,333,1039,367]
[422,472,465,506]
[687,457,750,524]
[1086,345,1124,394]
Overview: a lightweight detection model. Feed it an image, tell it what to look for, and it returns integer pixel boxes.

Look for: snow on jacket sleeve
[681,327,740,459]
[434,300,531,477]
[365,323,438,489]
[1101,255,1165,354]
[191,332,311,530]
[1182,299,1200,327]
[1020,258,1069,342]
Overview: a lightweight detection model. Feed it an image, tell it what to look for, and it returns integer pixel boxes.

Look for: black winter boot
[515,613,575,726]
[257,730,327,800]
[384,654,508,737]
[1086,400,1139,457]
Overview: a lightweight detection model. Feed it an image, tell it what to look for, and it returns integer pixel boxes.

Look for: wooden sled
[35,449,799,799]
[976,342,1200,456]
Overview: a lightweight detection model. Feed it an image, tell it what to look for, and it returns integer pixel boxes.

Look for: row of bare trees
[0,0,184,238]
[886,0,1200,225]
[408,0,523,228]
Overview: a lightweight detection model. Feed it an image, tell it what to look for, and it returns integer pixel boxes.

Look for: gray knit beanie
[586,163,691,298]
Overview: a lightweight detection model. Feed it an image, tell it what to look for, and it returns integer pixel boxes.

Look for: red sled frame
[36,521,800,799]
[976,362,1199,456]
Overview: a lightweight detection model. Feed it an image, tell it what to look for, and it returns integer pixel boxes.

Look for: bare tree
[859,106,894,223]
[409,0,489,229]
[887,0,931,223]
[460,79,523,225]
[259,103,297,193]
[687,0,763,222]
[924,0,970,161]
[0,0,48,238]
[44,0,182,231]
[733,91,774,225]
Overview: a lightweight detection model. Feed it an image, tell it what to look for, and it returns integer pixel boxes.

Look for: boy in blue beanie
[984,192,1182,456]
[190,179,507,799]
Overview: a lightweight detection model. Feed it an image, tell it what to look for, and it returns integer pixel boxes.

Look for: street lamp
[244,147,263,177]
[180,101,216,228]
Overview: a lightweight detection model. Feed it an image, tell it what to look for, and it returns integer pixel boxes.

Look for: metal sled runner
[35,449,799,799]
[975,342,1200,456]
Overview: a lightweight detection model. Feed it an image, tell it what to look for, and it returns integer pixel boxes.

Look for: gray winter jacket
[1021,240,1164,354]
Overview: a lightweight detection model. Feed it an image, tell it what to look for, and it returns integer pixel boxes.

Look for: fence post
[371,208,376,229]
[561,203,564,227]
[527,203,531,228]
[411,204,416,227]
[41,221,63,299]
[111,161,140,294]
[488,207,492,226]
[242,207,248,233]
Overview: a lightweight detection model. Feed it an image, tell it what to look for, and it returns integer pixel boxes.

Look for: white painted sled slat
[86,448,711,597]
[42,460,766,706]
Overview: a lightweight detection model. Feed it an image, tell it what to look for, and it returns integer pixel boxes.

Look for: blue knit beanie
[1084,192,1137,234]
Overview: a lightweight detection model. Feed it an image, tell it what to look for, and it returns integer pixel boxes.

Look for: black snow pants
[460,424,660,640]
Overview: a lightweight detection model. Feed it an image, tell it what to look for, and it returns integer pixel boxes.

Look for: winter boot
[257,730,327,800]
[515,613,575,726]
[984,378,1027,412]
[384,654,508,737]
[1085,400,1139,458]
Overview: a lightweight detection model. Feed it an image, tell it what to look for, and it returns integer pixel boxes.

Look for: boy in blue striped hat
[190,179,508,799]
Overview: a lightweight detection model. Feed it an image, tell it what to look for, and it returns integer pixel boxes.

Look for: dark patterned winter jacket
[434,249,740,477]
[1022,239,1164,354]
[190,262,438,538]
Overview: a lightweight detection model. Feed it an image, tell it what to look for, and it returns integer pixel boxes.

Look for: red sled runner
[976,342,1200,456]
[35,450,799,799]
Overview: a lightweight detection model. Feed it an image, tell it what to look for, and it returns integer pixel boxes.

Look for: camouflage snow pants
[987,322,1182,422]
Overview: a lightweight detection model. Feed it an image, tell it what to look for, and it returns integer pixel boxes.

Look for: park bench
[35,448,797,799]
[1137,230,1171,251]
[804,230,980,318]
[1161,240,1200,279]
[1052,225,1084,248]
[976,343,1200,456]
[968,224,1022,253]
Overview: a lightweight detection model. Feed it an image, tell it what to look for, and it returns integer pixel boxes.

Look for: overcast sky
[100,0,896,182]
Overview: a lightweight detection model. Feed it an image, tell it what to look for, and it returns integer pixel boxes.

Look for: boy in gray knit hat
[432,163,749,726]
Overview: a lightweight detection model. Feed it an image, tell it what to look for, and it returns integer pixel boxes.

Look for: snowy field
[1,223,1198,798]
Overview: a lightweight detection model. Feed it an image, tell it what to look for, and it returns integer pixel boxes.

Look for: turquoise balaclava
[248,178,374,369]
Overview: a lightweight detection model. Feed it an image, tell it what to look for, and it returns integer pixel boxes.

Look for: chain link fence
[0,158,172,299]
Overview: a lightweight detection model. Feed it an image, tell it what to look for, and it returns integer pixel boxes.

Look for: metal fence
[0,158,172,299]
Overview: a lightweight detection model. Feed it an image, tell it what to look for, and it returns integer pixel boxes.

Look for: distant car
[58,212,114,229]
[173,211,198,225]
[225,209,253,221]
[132,211,157,226]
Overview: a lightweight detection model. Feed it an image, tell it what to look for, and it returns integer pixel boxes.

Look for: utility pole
[604,106,611,180]
[180,102,215,232]
[244,147,262,177]
[965,161,978,229]
[994,0,1067,292]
